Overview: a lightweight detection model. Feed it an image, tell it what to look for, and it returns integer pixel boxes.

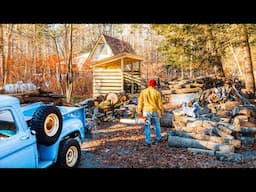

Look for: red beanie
[149,79,156,87]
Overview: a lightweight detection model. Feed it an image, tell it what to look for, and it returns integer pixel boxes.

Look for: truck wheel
[57,139,81,168]
[31,105,62,146]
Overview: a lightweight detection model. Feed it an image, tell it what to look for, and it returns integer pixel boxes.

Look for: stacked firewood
[80,92,139,123]
[168,104,256,162]
[161,77,227,98]
[0,82,64,105]
[161,79,203,96]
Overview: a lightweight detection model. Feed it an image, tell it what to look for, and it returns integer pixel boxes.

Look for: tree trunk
[240,136,254,145]
[0,24,5,86]
[6,24,14,84]
[168,135,234,152]
[215,151,242,162]
[187,148,215,156]
[168,130,241,148]
[66,24,73,103]
[160,112,173,127]
[52,36,64,94]
[229,44,243,76]
[240,24,255,95]
[32,24,37,81]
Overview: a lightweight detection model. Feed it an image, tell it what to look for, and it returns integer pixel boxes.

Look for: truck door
[0,109,37,168]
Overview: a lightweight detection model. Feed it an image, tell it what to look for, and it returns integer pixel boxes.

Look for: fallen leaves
[80,122,256,168]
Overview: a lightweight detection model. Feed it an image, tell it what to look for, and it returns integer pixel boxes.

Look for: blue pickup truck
[0,95,89,168]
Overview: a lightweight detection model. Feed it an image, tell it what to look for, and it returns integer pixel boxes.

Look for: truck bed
[21,102,86,129]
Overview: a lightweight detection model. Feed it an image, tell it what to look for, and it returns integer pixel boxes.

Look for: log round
[105,92,119,105]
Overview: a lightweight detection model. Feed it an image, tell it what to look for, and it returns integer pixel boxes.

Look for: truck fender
[56,138,81,168]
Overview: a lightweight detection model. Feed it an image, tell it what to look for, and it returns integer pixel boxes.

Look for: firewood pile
[0,82,64,105]
[168,83,256,162]
[161,76,226,97]
[80,92,139,125]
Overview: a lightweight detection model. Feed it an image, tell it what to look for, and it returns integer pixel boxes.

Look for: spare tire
[31,105,62,146]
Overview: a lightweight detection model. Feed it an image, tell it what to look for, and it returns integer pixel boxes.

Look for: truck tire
[31,105,62,146]
[57,139,81,168]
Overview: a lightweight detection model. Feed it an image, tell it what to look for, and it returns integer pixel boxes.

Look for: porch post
[131,61,134,95]
[121,58,124,92]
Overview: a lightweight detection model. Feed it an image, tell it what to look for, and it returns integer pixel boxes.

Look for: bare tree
[66,24,73,103]
[5,24,14,84]
[0,24,5,86]
[240,24,255,95]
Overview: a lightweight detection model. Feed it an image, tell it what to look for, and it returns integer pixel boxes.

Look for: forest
[0,24,255,101]
[1,24,256,168]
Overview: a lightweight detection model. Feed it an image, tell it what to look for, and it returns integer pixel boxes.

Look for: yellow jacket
[137,87,164,114]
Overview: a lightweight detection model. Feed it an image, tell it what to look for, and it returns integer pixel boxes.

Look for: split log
[216,110,229,118]
[190,83,204,88]
[233,105,256,117]
[207,103,218,113]
[175,124,213,135]
[160,112,172,127]
[168,130,240,148]
[168,135,234,152]
[105,92,119,105]
[208,93,219,103]
[240,120,256,128]
[99,100,111,108]
[233,115,249,122]
[173,114,188,125]
[186,119,217,129]
[172,120,184,129]
[212,127,234,139]
[234,108,254,117]
[187,148,215,156]
[240,136,254,145]
[241,127,256,134]
[215,151,242,162]
[242,151,256,161]
[22,96,63,105]
[219,117,231,123]
[232,85,251,105]
[123,104,137,112]
[217,124,233,135]
[220,101,241,111]
[233,118,256,132]
[218,122,238,131]
[198,107,210,115]
[202,120,217,128]
[165,87,201,94]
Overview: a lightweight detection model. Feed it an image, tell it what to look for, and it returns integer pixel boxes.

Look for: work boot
[143,143,151,147]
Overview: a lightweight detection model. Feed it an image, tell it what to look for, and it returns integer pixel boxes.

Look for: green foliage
[150,24,256,77]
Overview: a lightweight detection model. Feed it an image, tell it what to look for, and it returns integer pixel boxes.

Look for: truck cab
[0,95,88,168]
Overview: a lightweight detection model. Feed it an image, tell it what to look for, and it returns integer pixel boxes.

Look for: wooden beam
[90,53,143,68]
[121,58,124,92]
[93,86,122,90]
[131,61,134,95]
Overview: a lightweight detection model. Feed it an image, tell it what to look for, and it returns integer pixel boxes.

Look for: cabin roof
[102,34,136,55]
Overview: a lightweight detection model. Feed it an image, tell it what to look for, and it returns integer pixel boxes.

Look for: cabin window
[0,110,17,140]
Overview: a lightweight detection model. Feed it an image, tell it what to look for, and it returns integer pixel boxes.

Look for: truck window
[0,110,17,140]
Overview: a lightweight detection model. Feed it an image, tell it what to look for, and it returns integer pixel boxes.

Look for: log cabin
[87,34,144,98]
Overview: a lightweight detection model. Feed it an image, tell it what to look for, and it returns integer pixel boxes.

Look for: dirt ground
[79,121,256,168]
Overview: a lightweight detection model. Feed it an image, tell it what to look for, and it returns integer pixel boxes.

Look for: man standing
[137,79,164,146]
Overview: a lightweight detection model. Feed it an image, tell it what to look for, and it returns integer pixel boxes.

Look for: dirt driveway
[79,122,256,168]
